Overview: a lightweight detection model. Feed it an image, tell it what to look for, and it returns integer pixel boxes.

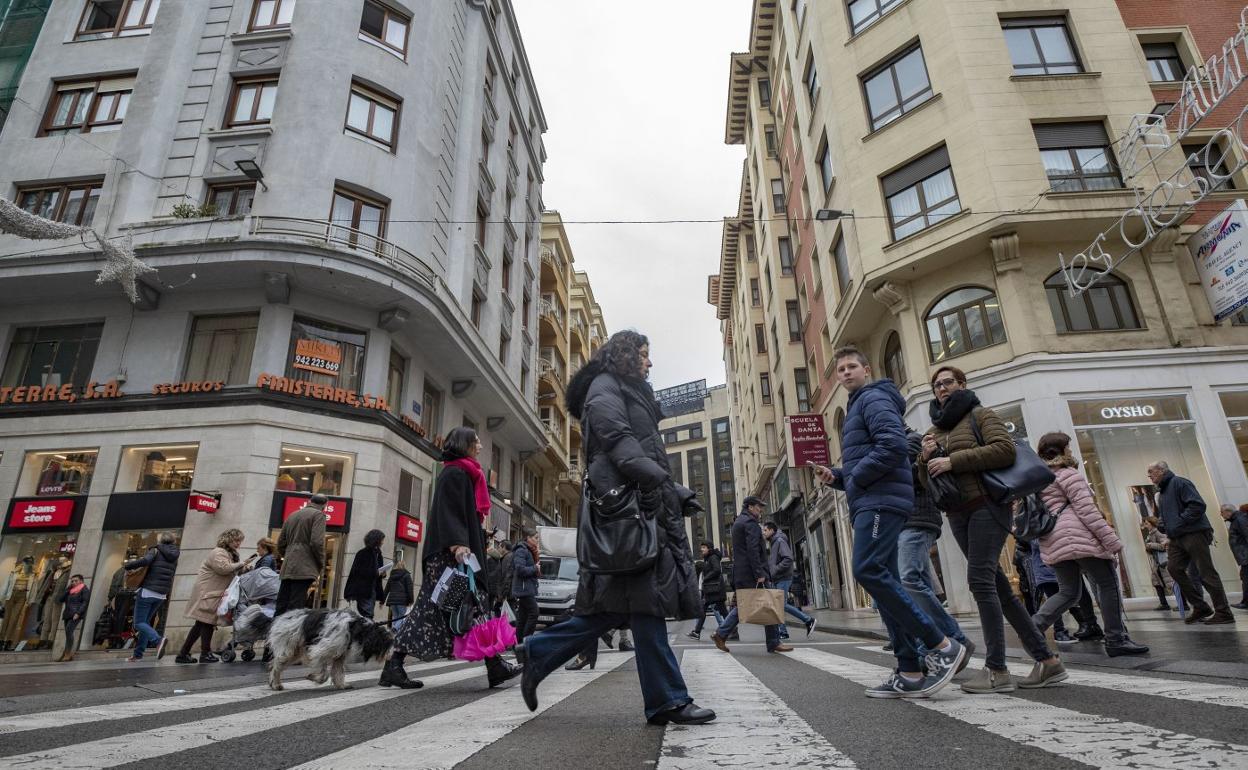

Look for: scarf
[69,582,86,595]
[445,456,491,523]
[928,388,981,431]
[526,540,542,577]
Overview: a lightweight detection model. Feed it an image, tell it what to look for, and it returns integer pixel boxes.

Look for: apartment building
[0,0,548,659]
[656,380,737,553]
[713,0,1248,612]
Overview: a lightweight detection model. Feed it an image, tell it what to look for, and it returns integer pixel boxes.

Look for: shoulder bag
[969,412,1056,505]
[577,478,658,575]
[921,447,964,511]
[123,549,152,590]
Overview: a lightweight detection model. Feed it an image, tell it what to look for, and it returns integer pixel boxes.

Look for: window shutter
[1032,121,1110,149]
[881,145,951,197]
[1142,42,1180,58]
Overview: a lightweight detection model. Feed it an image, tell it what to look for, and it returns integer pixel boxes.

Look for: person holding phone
[176,528,251,664]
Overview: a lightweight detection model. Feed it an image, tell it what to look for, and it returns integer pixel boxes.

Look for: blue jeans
[389,605,408,620]
[852,511,944,673]
[355,598,376,619]
[523,612,690,719]
[774,577,812,635]
[716,590,781,651]
[131,595,163,658]
[691,600,727,634]
[897,528,967,654]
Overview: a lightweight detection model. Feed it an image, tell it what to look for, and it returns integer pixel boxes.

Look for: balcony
[539,347,566,385]
[539,295,566,342]
[479,160,496,196]
[541,410,566,442]
[249,216,435,286]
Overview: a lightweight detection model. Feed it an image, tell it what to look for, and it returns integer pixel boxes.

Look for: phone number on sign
[293,355,340,373]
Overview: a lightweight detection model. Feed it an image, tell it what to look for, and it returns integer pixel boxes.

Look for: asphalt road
[1,625,1246,769]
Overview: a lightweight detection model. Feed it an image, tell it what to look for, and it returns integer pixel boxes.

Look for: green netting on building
[0,0,51,131]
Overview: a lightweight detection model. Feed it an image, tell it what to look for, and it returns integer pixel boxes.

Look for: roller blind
[1032,121,1110,150]
[882,145,951,197]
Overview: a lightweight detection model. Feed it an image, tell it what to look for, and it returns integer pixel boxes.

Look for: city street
[2,624,1246,769]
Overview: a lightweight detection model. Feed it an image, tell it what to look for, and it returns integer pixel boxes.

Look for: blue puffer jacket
[831,379,914,520]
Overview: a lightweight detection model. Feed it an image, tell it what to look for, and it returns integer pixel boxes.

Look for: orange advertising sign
[293,338,342,376]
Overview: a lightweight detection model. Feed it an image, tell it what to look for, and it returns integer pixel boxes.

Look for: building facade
[0,0,549,659]
[714,0,1248,612]
[657,381,737,554]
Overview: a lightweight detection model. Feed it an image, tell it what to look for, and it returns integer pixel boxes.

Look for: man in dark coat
[1148,462,1234,624]
[709,498,790,654]
[276,494,327,616]
[1222,504,1248,610]
[688,541,727,639]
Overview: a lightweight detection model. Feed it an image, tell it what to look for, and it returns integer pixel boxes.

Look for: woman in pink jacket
[1032,432,1148,657]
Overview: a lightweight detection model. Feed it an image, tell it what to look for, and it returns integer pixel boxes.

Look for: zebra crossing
[1,638,1245,769]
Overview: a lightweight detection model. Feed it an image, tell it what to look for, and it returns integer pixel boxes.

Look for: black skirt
[392,552,457,661]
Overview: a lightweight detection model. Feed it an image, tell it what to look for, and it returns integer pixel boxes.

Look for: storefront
[1220,390,1248,484]
[269,491,352,609]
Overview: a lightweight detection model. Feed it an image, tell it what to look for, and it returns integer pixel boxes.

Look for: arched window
[1044,271,1141,333]
[925,286,1006,362]
[882,331,906,385]
[832,408,846,462]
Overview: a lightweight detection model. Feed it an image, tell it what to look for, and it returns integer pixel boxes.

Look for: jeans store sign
[7,499,75,528]
[396,514,423,544]
[1188,199,1248,321]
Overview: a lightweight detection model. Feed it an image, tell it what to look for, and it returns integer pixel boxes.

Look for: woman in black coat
[343,529,386,619]
[516,330,715,726]
[58,575,90,662]
[688,541,727,639]
[381,427,520,690]
[384,561,414,620]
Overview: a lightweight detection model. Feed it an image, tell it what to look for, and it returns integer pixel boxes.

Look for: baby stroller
[218,567,280,662]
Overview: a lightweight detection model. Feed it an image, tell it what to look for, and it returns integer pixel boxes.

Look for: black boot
[1073,621,1104,642]
[378,656,423,688]
[486,655,521,688]
[1105,638,1150,657]
[564,653,595,671]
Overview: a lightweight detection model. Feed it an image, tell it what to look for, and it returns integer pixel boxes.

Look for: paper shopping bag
[736,587,785,625]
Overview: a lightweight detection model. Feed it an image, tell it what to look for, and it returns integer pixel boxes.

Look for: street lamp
[235,159,268,191]
[815,209,853,221]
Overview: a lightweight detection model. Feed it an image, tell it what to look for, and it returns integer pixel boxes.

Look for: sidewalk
[811,605,1248,681]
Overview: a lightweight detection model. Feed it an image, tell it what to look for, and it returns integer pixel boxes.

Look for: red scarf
[69,582,86,595]
[446,456,491,523]
[526,540,542,577]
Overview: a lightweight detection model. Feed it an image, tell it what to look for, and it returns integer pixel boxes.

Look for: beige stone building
[713,0,1248,611]
[656,381,738,552]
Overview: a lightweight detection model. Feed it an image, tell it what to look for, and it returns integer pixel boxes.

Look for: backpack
[1012,493,1064,542]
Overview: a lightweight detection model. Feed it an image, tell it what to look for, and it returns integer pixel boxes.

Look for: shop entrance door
[269,530,344,609]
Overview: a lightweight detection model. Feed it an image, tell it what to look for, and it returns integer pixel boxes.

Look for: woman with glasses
[917,366,1065,694]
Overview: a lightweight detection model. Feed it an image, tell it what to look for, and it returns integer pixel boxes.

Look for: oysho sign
[1100,405,1157,420]
[7,499,76,529]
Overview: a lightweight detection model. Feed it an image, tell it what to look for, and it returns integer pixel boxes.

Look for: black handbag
[438,564,482,637]
[1012,494,1065,542]
[577,479,659,575]
[969,412,1056,504]
[920,448,964,511]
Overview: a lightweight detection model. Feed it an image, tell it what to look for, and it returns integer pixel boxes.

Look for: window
[484,58,496,105]
[502,252,513,293]
[226,77,278,127]
[286,316,367,392]
[925,286,1006,361]
[863,45,933,131]
[1184,142,1236,191]
[760,373,772,405]
[755,323,767,353]
[750,278,761,306]
[771,321,781,357]
[386,348,406,416]
[345,83,399,150]
[765,264,774,298]
[249,0,295,31]
[1143,41,1184,82]
[817,136,834,194]
[794,368,810,412]
[498,330,510,364]
[1044,271,1141,333]
[882,331,905,385]
[397,468,421,518]
[1034,122,1122,192]
[1148,102,1175,126]
[184,314,258,385]
[476,202,489,247]
[690,425,704,440]
[758,78,771,108]
[17,180,103,226]
[207,182,256,216]
[1232,306,1248,326]
[76,0,159,39]
[771,178,786,212]
[22,450,98,496]
[745,234,757,262]
[359,0,409,56]
[778,237,794,276]
[422,380,443,436]
[2,323,103,390]
[786,301,802,342]
[831,234,851,294]
[276,446,352,497]
[883,146,960,240]
[803,52,820,105]
[811,250,823,294]
[1002,17,1083,76]
[118,444,199,492]
[42,76,133,135]
[848,0,903,35]
[764,125,778,157]
[331,187,387,242]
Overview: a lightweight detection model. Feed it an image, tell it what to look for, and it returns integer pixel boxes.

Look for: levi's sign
[8,499,75,529]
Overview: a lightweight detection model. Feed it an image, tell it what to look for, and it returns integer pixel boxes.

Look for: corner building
[0,0,549,659]
[715,0,1248,612]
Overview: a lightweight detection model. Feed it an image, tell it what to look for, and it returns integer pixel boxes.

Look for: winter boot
[1073,621,1104,641]
[1105,638,1149,657]
[378,656,423,689]
[486,655,522,688]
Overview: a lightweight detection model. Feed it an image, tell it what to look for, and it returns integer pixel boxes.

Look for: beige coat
[185,547,246,625]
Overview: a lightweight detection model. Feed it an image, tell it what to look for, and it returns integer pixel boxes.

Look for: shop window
[16,180,104,226]
[1034,122,1122,192]
[116,444,199,491]
[1218,391,1248,485]
[249,0,295,31]
[925,286,1006,362]
[1044,271,1140,333]
[359,0,409,57]
[883,146,961,240]
[386,348,406,417]
[19,449,98,496]
[76,0,159,40]
[276,446,353,496]
[41,75,134,136]
[0,534,79,652]
[286,316,366,393]
[2,322,103,391]
[1002,17,1083,76]
[882,331,906,386]
[90,529,182,650]
[207,182,256,216]
[184,313,258,386]
[993,403,1028,439]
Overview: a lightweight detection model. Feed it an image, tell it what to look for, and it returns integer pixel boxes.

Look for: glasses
[932,378,959,392]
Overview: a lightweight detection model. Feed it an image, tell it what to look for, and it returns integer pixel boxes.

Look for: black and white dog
[236,605,394,690]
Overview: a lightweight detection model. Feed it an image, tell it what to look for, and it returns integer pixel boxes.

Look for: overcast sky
[513,0,752,391]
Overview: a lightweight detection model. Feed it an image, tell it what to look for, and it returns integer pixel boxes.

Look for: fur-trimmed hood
[565,359,605,419]
[1045,454,1080,470]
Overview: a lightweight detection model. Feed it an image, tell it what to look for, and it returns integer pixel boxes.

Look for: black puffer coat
[124,543,180,596]
[699,548,726,603]
[566,365,701,620]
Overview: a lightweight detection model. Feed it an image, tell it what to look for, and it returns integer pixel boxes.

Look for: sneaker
[865,670,926,699]
[686,631,700,640]
[961,666,1016,694]
[156,637,169,660]
[920,639,966,696]
[1054,630,1076,644]
[956,639,975,674]
[1018,659,1068,689]
[805,617,817,637]
[199,652,220,663]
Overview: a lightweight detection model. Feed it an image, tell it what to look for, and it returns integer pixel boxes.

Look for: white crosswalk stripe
[658,650,856,769]
[0,659,467,736]
[291,653,635,769]
[1,666,482,768]
[791,648,1248,769]
[854,645,1248,711]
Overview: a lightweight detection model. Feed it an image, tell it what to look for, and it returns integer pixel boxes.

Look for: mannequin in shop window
[139,451,168,491]
[276,471,297,492]
[1,556,37,651]
[36,558,72,651]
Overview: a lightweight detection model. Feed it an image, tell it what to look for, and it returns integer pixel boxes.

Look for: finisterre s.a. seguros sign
[1189,199,1248,322]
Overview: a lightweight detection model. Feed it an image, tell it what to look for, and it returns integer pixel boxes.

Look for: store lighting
[54,454,67,460]
[164,457,188,462]
[304,457,311,462]
[33,450,97,456]
[126,445,198,451]
[279,463,325,469]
